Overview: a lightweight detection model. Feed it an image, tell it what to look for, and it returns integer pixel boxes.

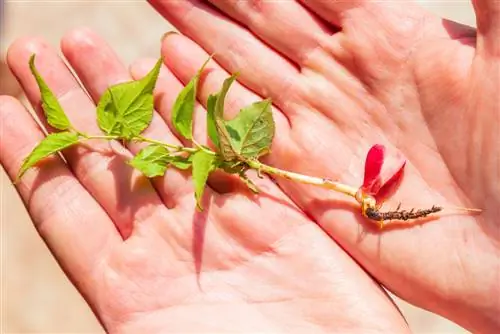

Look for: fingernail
[161,31,178,43]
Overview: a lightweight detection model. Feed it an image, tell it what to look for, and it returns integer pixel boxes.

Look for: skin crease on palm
[0,0,498,333]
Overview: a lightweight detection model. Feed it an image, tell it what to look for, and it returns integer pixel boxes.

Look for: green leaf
[191,150,218,210]
[169,155,193,170]
[128,144,170,177]
[206,93,219,148]
[171,56,212,140]
[213,74,240,161]
[211,75,275,161]
[128,144,194,177]
[17,132,79,181]
[97,57,162,139]
[171,79,196,140]
[29,54,71,130]
[225,99,275,159]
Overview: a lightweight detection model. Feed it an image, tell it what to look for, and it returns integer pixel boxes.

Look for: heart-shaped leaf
[97,57,162,139]
[211,75,274,161]
[225,99,274,159]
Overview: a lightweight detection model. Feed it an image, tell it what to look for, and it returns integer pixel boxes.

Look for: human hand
[135,0,498,332]
[0,31,411,332]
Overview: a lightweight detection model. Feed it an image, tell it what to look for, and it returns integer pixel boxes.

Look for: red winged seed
[361,144,406,204]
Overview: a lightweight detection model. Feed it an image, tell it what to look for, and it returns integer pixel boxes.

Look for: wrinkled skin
[0,0,498,333]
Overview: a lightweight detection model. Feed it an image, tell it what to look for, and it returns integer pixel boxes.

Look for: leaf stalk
[81,134,120,141]
[134,135,199,154]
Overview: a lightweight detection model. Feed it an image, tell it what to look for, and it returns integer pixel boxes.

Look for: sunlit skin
[0,0,499,333]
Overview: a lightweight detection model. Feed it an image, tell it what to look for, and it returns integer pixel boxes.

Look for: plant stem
[134,135,199,153]
[248,160,358,198]
[192,137,216,155]
[82,134,120,141]
[78,132,204,155]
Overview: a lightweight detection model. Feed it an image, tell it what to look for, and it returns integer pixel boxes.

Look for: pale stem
[192,138,217,156]
[248,161,358,198]
[77,132,120,141]
[134,135,198,154]
[79,133,201,154]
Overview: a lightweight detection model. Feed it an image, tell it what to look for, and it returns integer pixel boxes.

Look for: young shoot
[17,54,482,228]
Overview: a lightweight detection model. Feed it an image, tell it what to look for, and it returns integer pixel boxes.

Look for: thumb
[472,0,500,56]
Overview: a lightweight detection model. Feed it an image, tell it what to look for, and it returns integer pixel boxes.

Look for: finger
[207,0,334,65]
[6,37,167,239]
[133,36,293,162]
[159,33,292,133]
[148,0,303,108]
[297,0,376,26]
[129,58,215,148]
[0,95,121,294]
[60,27,198,209]
[472,0,500,55]
[296,0,360,26]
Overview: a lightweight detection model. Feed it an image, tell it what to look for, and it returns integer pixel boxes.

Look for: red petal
[374,163,405,203]
[362,144,385,194]
[361,144,406,203]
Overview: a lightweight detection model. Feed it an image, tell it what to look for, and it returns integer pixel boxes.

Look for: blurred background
[0,1,476,333]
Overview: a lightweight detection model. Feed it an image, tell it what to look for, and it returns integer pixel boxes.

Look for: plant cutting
[17,54,481,228]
